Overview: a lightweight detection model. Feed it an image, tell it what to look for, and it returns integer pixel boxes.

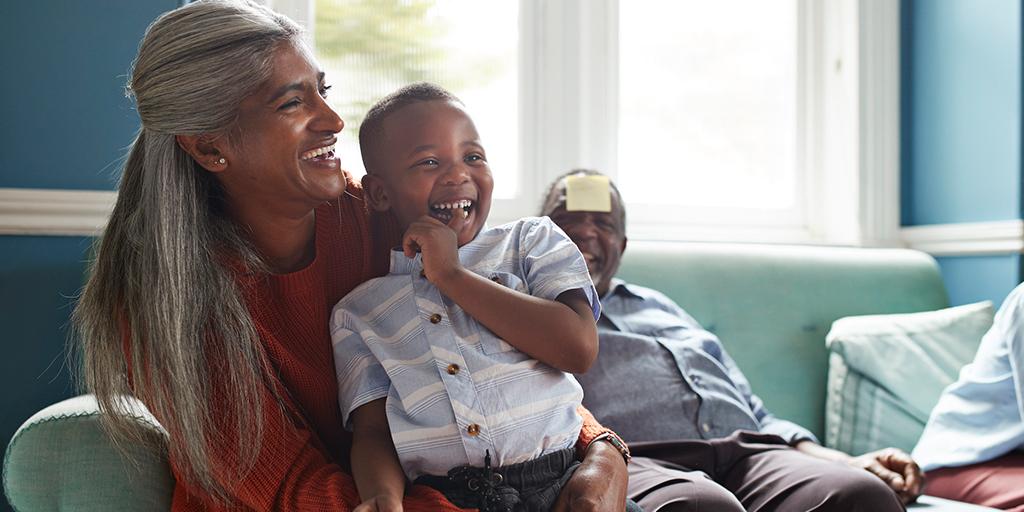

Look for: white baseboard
[901,220,1024,256]
[0,188,116,236]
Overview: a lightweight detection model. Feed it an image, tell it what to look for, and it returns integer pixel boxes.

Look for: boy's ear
[175,134,228,173]
[361,173,391,212]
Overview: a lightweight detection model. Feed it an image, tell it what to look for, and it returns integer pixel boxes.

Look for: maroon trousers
[626,431,904,512]
[924,452,1024,512]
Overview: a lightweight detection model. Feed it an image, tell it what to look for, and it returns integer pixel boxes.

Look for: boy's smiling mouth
[429,199,474,223]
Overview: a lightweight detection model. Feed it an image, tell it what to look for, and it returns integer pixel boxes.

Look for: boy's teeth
[432,200,473,210]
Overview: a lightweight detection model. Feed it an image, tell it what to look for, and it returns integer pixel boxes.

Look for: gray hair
[73,0,302,503]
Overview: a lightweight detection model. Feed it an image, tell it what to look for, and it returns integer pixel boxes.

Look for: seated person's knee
[826,469,903,511]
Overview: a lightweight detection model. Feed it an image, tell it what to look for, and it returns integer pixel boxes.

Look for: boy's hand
[402,207,468,286]
[354,494,403,512]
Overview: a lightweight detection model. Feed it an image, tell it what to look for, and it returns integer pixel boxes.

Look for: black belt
[414,448,579,512]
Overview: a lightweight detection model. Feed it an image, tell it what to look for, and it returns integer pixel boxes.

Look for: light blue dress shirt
[332,217,599,480]
[912,283,1024,472]
[577,279,817,445]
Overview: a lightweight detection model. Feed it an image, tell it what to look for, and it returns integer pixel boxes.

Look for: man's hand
[553,441,630,512]
[354,494,403,512]
[402,208,467,285]
[795,440,923,504]
[848,447,924,504]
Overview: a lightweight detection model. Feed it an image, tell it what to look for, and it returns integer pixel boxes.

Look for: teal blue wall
[0,1,172,190]
[1,2,175,510]
[935,255,1024,307]
[901,0,1024,307]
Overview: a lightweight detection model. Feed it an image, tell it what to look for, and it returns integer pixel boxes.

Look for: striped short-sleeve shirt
[332,216,600,480]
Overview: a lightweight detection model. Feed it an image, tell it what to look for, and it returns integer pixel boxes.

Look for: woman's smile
[299,140,340,171]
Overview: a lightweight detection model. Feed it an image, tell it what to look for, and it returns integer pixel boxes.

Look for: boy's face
[363,100,493,247]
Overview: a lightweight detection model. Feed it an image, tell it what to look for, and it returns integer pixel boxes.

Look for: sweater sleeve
[165,379,468,511]
[162,377,360,511]
[575,404,613,452]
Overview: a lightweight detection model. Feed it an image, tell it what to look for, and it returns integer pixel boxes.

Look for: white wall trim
[0,188,115,236]
[856,0,902,247]
[901,220,1024,256]
[504,0,618,227]
[810,0,901,247]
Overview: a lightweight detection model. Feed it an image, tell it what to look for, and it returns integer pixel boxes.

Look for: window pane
[314,0,519,198]
[618,0,797,210]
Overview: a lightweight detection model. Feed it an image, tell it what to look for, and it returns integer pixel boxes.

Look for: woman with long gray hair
[73,1,629,510]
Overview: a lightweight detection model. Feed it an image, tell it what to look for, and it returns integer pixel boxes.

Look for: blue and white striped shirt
[332,216,599,480]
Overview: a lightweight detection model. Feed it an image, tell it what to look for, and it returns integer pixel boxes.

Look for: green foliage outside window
[315,0,506,129]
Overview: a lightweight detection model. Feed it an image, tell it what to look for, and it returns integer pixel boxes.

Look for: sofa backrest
[615,241,950,440]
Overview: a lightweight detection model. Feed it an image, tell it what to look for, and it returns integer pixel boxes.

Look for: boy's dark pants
[627,430,905,512]
[415,447,642,512]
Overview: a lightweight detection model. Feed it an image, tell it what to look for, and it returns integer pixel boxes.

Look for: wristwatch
[589,431,631,464]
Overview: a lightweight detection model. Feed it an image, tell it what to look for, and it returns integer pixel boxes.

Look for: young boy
[331,83,632,512]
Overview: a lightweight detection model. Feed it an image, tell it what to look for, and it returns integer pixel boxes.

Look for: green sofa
[4,242,997,510]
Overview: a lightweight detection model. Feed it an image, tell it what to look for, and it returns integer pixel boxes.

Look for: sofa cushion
[825,302,993,456]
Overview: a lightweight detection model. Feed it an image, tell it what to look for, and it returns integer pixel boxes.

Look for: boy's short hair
[540,169,627,230]
[358,82,462,173]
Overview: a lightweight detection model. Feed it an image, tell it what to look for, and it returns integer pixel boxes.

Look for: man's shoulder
[605,279,706,329]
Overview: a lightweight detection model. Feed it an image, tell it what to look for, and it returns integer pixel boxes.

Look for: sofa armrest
[4,394,173,511]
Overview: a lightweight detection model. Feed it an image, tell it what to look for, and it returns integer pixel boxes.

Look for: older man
[541,170,923,512]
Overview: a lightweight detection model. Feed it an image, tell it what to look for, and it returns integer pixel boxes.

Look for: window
[311,0,520,199]
[269,0,899,245]
[618,1,799,224]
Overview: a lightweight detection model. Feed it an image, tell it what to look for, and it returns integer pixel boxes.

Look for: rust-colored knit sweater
[169,179,611,511]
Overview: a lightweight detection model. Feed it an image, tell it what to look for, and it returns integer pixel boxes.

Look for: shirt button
[467,423,481,436]
[446,363,460,375]
[490,275,501,282]
[429,313,442,324]
[702,423,711,433]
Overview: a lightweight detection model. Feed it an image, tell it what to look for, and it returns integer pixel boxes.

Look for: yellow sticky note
[565,175,612,212]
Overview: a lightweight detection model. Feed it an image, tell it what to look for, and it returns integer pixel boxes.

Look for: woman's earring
[217,157,226,165]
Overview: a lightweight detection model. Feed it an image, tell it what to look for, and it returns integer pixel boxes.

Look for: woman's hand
[553,440,630,512]
[354,494,403,512]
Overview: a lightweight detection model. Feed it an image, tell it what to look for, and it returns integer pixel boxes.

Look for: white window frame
[272,0,901,247]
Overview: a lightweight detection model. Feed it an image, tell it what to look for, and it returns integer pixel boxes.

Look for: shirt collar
[389,248,421,275]
[603,278,644,301]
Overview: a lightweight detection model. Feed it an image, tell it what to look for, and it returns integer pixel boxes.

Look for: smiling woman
[70,1,628,510]
[175,42,348,271]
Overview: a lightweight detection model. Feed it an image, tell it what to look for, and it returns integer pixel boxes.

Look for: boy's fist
[402,207,467,286]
